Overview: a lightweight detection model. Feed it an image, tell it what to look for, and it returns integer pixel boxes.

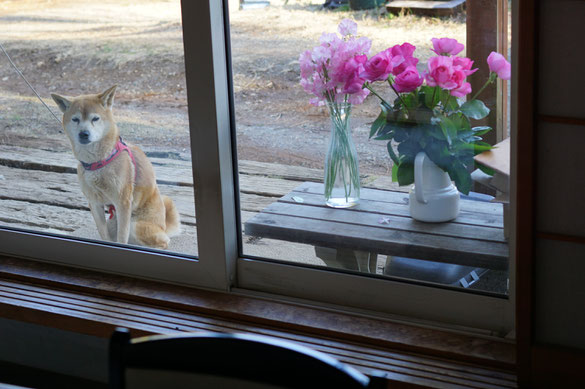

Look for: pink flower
[299,19,371,106]
[389,43,419,75]
[361,50,394,82]
[299,50,315,79]
[450,81,472,97]
[338,19,357,37]
[431,38,465,56]
[487,51,511,80]
[340,55,368,94]
[452,57,478,76]
[425,56,457,89]
[449,69,471,97]
[393,66,423,93]
[347,87,370,105]
[425,56,472,97]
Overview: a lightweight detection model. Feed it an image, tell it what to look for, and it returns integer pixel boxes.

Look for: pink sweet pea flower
[389,43,419,75]
[431,38,465,56]
[299,50,315,79]
[347,87,370,105]
[361,50,394,82]
[393,66,424,93]
[487,51,511,80]
[299,19,371,106]
[338,19,358,37]
[340,54,368,94]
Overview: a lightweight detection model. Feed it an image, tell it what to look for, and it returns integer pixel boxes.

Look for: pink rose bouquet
[364,38,511,194]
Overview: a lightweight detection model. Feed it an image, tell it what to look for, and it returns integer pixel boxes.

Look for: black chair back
[109,328,385,389]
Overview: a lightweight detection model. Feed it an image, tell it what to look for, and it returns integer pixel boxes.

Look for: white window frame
[225,0,516,334]
[0,0,517,334]
[0,0,237,292]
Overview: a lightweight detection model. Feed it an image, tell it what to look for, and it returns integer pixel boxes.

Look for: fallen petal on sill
[378,217,391,225]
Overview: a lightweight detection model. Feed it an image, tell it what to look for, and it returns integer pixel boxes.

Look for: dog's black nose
[79,131,90,144]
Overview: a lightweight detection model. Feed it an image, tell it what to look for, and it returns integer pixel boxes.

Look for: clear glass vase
[324,102,360,208]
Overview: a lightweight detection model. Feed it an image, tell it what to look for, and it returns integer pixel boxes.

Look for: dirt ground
[0,0,466,174]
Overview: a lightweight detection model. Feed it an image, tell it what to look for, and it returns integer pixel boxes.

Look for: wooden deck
[0,145,403,263]
[386,0,466,16]
[245,181,507,271]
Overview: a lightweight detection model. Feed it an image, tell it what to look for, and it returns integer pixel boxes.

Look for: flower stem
[444,94,452,112]
[387,79,408,109]
[470,72,497,101]
[363,83,389,106]
[324,102,360,205]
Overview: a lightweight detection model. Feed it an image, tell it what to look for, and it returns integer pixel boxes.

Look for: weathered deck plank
[0,198,89,233]
[0,145,397,267]
[0,165,280,228]
[0,145,403,192]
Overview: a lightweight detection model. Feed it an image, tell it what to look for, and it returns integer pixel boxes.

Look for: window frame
[224,0,516,333]
[0,0,237,292]
[0,0,517,334]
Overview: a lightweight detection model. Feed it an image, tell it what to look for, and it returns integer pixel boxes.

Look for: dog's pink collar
[81,137,136,175]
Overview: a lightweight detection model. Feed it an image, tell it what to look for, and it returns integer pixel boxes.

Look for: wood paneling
[0,255,516,372]
[530,345,585,388]
[0,270,517,388]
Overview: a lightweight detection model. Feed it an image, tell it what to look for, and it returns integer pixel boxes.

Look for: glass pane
[232,1,510,295]
[0,0,197,256]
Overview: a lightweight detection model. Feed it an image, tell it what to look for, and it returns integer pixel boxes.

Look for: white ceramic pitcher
[409,151,460,222]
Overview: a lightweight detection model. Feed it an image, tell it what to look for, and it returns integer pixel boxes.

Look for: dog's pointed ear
[51,94,72,113]
[98,85,117,109]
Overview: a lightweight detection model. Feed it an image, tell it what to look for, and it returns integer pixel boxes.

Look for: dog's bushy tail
[162,195,181,237]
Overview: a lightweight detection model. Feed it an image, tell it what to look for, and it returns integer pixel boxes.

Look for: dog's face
[51,86,117,147]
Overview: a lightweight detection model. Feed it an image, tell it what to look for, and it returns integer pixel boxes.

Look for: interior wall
[533,0,585,349]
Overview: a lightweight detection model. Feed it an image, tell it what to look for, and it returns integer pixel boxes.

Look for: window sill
[0,255,516,388]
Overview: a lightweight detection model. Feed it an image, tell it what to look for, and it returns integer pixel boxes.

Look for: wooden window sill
[0,255,516,388]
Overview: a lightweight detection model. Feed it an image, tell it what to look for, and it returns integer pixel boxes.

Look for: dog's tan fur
[51,86,180,249]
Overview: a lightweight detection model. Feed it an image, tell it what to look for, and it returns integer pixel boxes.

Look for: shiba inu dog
[51,86,180,249]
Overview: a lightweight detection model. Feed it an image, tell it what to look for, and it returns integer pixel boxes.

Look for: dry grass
[230,0,466,58]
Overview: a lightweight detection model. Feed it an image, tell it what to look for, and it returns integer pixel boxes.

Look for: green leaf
[393,127,408,142]
[397,162,414,186]
[391,163,399,182]
[444,95,460,112]
[472,126,492,136]
[439,116,457,146]
[477,163,495,176]
[401,92,418,109]
[424,140,452,171]
[453,142,493,153]
[473,141,493,154]
[449,161,472,195]
[374,131,394,141]
[397,139,422,160]
[386,142,400,165]
[461,100,491,120]
[427,125,445,141]
[423,86,440,109]
[369,110,387,138]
